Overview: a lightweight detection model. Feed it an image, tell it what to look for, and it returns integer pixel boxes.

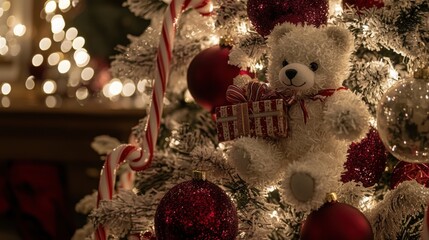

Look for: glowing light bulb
[81,67,94,81]
[43,80,57,94]
[76,87,89,100]
[13,24,26,36]
[53,31,65,42]
[32,54,44,67]
[0,45,8,55]
[1,96,10,107]
[1,83,11,95]
[74,49,90,67]
[0,37,6,49]
[2,1,11,12]
[65,27,78,40]
[48,52,61,66]
[72,36,85,50]
[137,79,147,93]
[108,79,123,96]
[58,0,71,11]
[61,40,72,52]
[122,80,136,97]
[58,59,71,73]
[6,16,15,27]
[45,95,61,108]
[44,0,57,14]
[39,37,52,51]
[334,4,343,16]
[25,76,35,90]
[51,15,65,34]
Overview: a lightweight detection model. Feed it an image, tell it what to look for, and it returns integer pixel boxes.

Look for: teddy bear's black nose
[285,69,297,79]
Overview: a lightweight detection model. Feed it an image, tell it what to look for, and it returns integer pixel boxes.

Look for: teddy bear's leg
[228,137,282,186]
[280,151,345,212]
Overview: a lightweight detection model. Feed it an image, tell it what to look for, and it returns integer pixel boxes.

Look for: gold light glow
[32,54,44,67]
[13,24,26,36]
[51,15,65,34]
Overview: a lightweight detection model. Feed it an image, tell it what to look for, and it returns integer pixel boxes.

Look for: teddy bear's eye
[282,60,289,67]
[309,62,318,71]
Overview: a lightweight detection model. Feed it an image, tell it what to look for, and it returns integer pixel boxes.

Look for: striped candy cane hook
[95,0,212,239]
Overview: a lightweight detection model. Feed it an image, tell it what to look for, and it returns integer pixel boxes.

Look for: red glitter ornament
[247,0,329,37]
[342,127,388,187]
[300,194,373,240]
[390,161,429,189]
[187,45,252,113]
[343,0,384,11]
[154,172,238,240]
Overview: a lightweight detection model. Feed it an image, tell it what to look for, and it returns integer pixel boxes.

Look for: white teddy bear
[228,23,370,211]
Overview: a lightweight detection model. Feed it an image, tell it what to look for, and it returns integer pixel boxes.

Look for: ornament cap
[192,170,207,181]
[413,67,429,80]
[325,192,338,203]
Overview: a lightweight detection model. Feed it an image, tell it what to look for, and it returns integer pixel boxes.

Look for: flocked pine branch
[366,180,429,240]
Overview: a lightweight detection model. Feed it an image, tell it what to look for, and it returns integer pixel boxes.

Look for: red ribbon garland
[226,82,348,124]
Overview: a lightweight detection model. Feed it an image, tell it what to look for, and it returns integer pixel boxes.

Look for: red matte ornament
[342,127,388,187]
[187,45,252,113]
[301,199,373,240]
[390,161,429,189]
[247,0,329,37]
[154,178,238,240]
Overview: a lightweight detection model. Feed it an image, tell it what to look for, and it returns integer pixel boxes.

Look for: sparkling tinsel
[342,127,388,187]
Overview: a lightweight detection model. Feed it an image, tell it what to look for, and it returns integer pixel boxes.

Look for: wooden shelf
[0,98,143,163]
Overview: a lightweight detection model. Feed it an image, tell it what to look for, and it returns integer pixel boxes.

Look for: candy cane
[95,0,212,239]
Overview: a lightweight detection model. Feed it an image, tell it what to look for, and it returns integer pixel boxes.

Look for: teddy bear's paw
[324,91,370,142]
[227,137,282,186]
[280,154,343,212]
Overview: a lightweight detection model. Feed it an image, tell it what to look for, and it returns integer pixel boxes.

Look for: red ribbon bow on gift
[226,82,347,124]
[226,81,278,103]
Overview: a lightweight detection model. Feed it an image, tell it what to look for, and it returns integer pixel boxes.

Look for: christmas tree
[73,0,429,239]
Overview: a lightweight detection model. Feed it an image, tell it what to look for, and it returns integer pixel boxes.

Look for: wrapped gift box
[215,99,288,142]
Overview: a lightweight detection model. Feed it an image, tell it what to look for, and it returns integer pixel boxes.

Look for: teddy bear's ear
[325,26,354,52]
[267,23,295,47]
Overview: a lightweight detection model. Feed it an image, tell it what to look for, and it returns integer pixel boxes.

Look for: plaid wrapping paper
[215,99,288,142]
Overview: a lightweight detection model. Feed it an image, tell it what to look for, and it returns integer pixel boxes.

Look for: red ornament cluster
[301,198,373,240]
[154,178,238,240]
[390,161,429,189]
[247,0,329,37]
[342,127,388,187]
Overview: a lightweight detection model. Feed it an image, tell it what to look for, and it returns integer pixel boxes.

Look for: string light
[42,80,57,94]
[1,96,10,108]
[32,54,44,67]
[25,76,36,90]
[81,67,94,81]
[1,83,11,95]
[58,0,71,11]
[58,59,71,73]
[47,52,61,66]
[39,37,52,51]
[122,79,136,97]
[44,1,57,14]
[76,86,89,100]
[13,23,26,36]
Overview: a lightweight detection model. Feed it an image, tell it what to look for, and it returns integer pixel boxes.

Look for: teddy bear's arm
[322,90,370,142]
